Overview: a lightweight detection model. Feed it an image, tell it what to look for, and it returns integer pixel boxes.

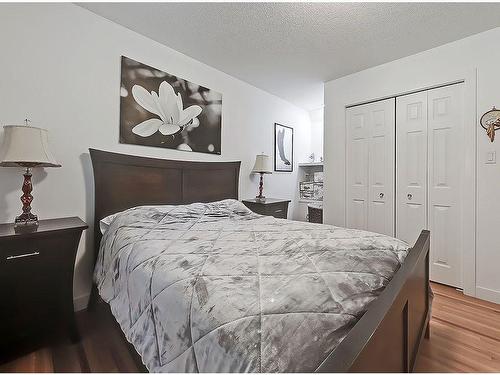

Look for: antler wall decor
[487,118,500,142]
[480,107,500,142]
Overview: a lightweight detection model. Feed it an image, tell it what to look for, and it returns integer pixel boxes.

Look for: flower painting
[120,56,222,154]
[274,123,293,172]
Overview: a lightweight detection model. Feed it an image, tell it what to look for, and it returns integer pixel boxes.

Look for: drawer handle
[407,193,413,200]
[6,251,40,260]
[379,192,384,198]
[274,209,283,213]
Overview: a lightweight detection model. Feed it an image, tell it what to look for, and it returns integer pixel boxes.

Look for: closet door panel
[428,85,463,288]
[346,109,369,230]
[367,99,395,236]
[396,92,428,245]
[346,99,395,235]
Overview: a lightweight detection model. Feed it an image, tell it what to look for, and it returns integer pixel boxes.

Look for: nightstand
[0,217,88,353]
[242,198,291,219]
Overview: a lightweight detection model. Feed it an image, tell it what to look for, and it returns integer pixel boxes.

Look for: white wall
[324,27,500,303]
[309,107,324,161]
[0,3,311,309]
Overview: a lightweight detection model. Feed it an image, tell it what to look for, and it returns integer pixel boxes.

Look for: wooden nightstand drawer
[3,248,42,262]
[1,235,72,266]
[242,198,291,219]
[269,207,286,218]
[2,243,47,267]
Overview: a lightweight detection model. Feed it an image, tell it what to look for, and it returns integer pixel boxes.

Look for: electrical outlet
[485,151,496,164]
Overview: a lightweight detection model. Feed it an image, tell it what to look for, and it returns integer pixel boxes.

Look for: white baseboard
[74,292,90,311]
[476,286,500,304]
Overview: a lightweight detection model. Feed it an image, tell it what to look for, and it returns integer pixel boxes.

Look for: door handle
[379,192,384,199]
[407,193,413,200]
[6,251,40,260]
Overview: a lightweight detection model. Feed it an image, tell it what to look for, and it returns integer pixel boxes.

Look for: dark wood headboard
[89,148,241,262]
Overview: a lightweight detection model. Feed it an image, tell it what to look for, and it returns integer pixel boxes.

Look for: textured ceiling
[80,3,500,110]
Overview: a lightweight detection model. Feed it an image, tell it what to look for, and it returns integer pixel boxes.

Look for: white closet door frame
[461,71,477,298]
[343,69,476,297]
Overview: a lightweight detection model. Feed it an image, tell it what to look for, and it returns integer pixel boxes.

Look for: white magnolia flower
[131,81,202,137]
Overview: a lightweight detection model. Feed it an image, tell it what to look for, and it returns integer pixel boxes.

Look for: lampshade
[0,125,61,168]
[251,154,272,174]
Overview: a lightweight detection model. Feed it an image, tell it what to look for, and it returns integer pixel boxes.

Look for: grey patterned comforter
[94,199,409,373]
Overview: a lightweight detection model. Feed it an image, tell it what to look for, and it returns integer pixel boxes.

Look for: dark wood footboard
[317,230,431,372]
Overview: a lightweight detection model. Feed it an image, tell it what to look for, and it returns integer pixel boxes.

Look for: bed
[90,148,430,373]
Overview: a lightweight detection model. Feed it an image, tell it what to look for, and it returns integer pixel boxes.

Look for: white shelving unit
[299,198,321,203]
[298,162,324,167]
[297,162,324,221]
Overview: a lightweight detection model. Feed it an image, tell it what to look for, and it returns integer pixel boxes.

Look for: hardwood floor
[0,301,142,373]
[414,283,500,372]
[1,283,499,373]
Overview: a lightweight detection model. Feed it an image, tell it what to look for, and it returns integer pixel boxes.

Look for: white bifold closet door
[396,91,428,247]
[396,84,464,288]
[346,98,395,236]
[428,85,464,288]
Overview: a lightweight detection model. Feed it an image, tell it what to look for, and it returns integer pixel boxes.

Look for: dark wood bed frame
[89,148,431,373]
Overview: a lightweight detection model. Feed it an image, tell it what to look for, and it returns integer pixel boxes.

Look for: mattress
[94,199,409,372]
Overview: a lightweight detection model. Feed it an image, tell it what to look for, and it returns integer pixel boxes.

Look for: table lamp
[0,123,61,229]
[251,154,272,202]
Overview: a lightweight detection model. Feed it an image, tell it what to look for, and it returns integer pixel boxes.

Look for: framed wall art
[119,56,222,154]
[274,123,293,172]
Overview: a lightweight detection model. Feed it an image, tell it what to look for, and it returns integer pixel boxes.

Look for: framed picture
[274,123,293,172]
[119,56,222,154]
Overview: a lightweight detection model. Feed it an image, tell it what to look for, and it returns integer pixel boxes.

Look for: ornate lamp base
[15,213,39,225]
[14,217,39,233]
[255,172,267,202]
[14,167,39,231]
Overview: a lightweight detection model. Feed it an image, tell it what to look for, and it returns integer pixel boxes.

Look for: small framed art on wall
[274,123,293,172]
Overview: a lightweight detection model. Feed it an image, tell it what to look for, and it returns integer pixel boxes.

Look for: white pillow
[99,212,121,235]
